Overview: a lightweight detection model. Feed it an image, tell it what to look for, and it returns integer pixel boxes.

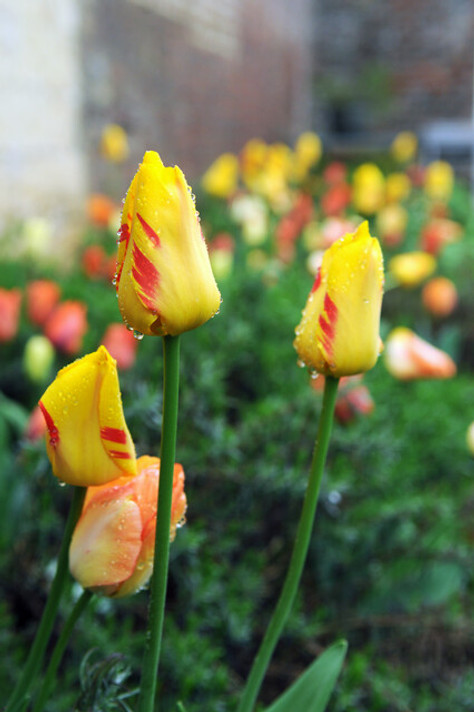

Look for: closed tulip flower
[294,221,384,377]
[115,151,221,337]
[384,327,456,380]
[69,455,186,597]
[0,288,22,342]
[26,279,61,326]
[44,301,88,354]
[39,346,136,486]
[388,251,436,288]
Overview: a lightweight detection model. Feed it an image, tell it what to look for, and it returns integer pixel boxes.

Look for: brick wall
[82,0,314,192]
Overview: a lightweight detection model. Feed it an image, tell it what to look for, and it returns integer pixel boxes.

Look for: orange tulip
[0,288,22,342]
[101,323,138,371]
[422,277,458,317]
[69,455,186,597]
[420,218,462,255]
[87,193,117,228]
[384,327,456,380]
[26,280,61,326]
[44,301,88,354]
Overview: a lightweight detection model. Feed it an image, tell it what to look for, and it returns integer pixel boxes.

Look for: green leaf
[0,392,28,434]
[264,640,348,712]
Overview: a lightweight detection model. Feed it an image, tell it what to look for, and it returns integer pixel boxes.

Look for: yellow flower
[293,131,322,181]
[390,131,418,163]
[201,153,239,199]
[100,123,130,163]
[39,346,136,486]
[116,151,221,336]
[352,163,385,215]
[388,251,436,288]
[424,160,454,201]
[69,455,186,597]
[294,222,384,377]
[385,172,411,203]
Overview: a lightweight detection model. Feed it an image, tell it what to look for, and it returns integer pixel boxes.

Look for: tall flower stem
[6,486,87,712]
[138,334,181,712]
[237,376,340,712]
[32,589,93,712]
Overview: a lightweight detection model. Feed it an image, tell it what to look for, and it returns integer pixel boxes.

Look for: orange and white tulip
[69,455,186,597]
[294,221,384,377]
[39,346,136,486]
[116,151,221,337]
[384,327,456,380]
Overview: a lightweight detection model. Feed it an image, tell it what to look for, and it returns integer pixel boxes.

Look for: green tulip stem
[237,375,340,712]
[32,589,93,712]
[138,334,181,712]
[5,485,87,712]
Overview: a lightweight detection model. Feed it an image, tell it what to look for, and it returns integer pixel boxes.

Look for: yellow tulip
[385,172,411,203]
[116,151,221,336]
[294,222,384,377]
[388,251,436,288]
[100,123,129,163]
[390,131,418,163]
[39,346,136,486]
[69,455,186,597]
[201,153,239,199]
[424,160,454,201]
[352,163,385,215]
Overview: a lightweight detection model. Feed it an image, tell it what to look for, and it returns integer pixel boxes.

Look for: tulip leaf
[0,392,28,434]
[263,640,348,712]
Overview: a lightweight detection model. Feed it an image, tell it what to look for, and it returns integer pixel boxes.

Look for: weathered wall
[0,0,86,239]
[314,0,474,136]
[81,0,315,192]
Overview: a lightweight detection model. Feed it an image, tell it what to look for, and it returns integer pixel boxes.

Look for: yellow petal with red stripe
[116,151,221,336]
[295,222,384,377]
[39,346,136,486]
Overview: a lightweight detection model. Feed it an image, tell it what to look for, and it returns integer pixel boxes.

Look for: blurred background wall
[0,0,473,237]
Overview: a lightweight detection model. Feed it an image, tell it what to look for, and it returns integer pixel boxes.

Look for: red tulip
[0,288,22,342]
[101,323,138,371]
[26,280,61,326]
[44,301,88,354]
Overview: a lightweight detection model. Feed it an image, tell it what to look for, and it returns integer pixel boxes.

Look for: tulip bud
[69,455,186,597]
[0,288,22,343]
[115,151,221,337]
[384,327,456,380]
[422,277,458,317]
[23,335,55,383]
[44,300,88,354]
[294,221,384,377]
[388,251,436,288]
[39,346,136,486]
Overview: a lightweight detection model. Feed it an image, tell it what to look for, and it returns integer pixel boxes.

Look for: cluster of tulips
[198,130,467,428]
[4,144,387,711]
[3,125,471,709]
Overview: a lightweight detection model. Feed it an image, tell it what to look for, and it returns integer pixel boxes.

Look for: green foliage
[0,164,473,712]
[264,640,347,712]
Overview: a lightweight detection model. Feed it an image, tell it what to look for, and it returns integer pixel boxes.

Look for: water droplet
[297,359,306,369]
[133,330,144,341]
[58,481,67,488]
